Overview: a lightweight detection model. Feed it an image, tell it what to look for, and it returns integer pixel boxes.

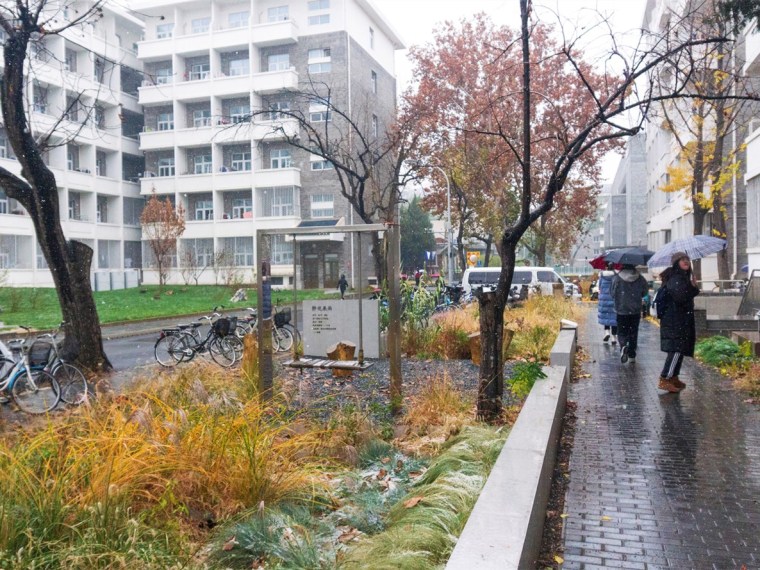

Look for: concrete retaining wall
[446,326,576,570]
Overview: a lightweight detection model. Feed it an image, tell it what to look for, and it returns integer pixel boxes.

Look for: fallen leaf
[560,513,569,519]
[222,536,237,551]
[396,459,404,471]
[376,468,388,480]
[337,527,362,543]
[283,527,295,542]
[554,555,564,564]
[601,515,612,521]
[403,496,424,508]
[408,470,423,478]
[251,557,265,568]
[381,456,391,464]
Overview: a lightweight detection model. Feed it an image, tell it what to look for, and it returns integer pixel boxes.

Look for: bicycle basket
[28,340,54,367]
[213,317,232,337]
[274,308,291,327]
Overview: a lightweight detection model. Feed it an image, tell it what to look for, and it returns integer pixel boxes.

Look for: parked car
[461,266,581,298]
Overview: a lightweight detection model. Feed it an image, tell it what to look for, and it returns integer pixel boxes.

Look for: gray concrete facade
[606,131,647,249]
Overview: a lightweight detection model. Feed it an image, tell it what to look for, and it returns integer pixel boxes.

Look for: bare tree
[141,192,185,289]
[179,248,208,287]
[0,0,117,370]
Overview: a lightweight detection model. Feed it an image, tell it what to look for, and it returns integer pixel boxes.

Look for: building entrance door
[303,254,320,289]
[324,253,339,288]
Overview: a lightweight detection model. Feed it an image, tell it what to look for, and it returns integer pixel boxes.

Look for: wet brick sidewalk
[561,312,760,569]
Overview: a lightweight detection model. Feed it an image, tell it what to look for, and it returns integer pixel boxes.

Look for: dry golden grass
[505,296,585,361]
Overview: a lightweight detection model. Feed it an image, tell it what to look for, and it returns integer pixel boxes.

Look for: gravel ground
[278,357,519,422]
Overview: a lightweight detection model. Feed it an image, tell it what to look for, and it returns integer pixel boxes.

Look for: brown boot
[671,376,686,390]
[658,376,681,393]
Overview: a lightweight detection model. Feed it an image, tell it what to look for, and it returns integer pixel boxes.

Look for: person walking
[658,252,700,393]
[597,263,618,345]
[611,264,649,363]
[338,274,348,300]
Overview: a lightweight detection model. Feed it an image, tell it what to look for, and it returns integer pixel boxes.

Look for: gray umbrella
[604,247,655,266]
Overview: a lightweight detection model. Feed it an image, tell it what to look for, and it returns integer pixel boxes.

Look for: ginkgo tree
[408,0,759,420]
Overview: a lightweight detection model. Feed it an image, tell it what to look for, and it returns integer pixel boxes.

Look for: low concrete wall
[695,294,742,317]
[446,327,576,570]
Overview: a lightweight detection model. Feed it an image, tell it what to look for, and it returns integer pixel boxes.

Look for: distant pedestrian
[597,263,618,345]
[414,269,422,287]
[611,264,648,364]
[338,274,348,300]
[658,252,700,393]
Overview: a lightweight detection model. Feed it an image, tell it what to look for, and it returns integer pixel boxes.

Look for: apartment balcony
[65,169,96,189]
[211,26,253,51]
[216,218,254,237]
[140,175,177,195]
[121,136,140,156]
[176,172,213,192]
[252,20,299,47]
[214,122,254,144]
[255,216,301,231]
[139,78,214,105]
[182,222,217,239]
[93,177,123,196]
[252,69,298,94]
[252,118,299,141]
[745,123,760,181]
[215,170,254,191]
[745,23,760,75]
[211,74,253,97]
[65,219,96,237]
[137,37,174,60]
[140,128,175,150]
[120,92,141,115]
[0,211,33,232]
[254,167,300,188]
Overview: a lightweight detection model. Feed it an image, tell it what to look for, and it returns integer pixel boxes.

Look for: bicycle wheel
[154,335,186,367]
[274,326,294,352]
[227,335,244,361]
[284,323,301,344]
[53,363,88,405]
[12,369,60,414]
[209,337,236,368]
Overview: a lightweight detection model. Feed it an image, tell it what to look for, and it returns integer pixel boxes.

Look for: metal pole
[357,232,364,364]
[430,165,452,284]
[292,234,298,361]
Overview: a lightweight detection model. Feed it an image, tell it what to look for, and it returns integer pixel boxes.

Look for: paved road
[561,313,760,569]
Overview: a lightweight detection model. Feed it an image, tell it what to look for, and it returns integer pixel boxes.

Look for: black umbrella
[603,247,654,267]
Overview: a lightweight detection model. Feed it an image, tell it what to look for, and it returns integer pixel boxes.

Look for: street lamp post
[428,165,453,284]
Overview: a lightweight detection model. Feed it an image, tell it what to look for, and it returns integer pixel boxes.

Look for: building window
[0,133,9,159]
[272,235,293,265]
[267,5,289,21]
[232,198,252,218]
[372,114,378,138]
[308,14,330,25]
[156,67,173,84]
[270,148,292,169]
[228,11,249,28]
[308,0,330,9]
[157,112,174,130]
[193,154,212,174]
[191,17,210,34]
[228,58,250,76]
[158,157,175,177]
[259,187,296,217]
[229,104,250,123]
[0,191,7,214]
[307,48,331,74]
[370,27,375,48]
[309,106,331,122]
[231,152,251,171]
[94,58,105,83]
[64,49,77,72]
[193,109,212,127]
[311,193,334,218]
[96,152,107,177]
[310,159,333,171]
[156,23,174,39]
[67,146,79,171]
[267,53,290,71]
[371,70,377,94]
[189,62,210,81]
[267,101,290,120]
[194,199,213,220]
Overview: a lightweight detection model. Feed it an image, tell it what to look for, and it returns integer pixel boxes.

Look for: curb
[446,326,576,569]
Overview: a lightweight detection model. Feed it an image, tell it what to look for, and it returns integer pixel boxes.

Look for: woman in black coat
[658,251,700,393]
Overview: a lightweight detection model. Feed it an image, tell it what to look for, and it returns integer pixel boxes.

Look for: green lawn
[0,285,338,329]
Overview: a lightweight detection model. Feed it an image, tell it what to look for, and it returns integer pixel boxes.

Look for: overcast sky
[372,0,648,181]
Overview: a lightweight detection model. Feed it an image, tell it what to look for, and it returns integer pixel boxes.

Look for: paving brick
[560,315,760,569]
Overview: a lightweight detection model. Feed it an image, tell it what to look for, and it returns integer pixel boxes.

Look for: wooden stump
[327,341,356,378]
[469,332,481,366]
[242,334,261,396]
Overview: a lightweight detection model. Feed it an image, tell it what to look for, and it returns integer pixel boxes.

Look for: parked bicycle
[154,309,240,368]
[35,321,89,405]
[235,306,296,353]
[0,327,60,414]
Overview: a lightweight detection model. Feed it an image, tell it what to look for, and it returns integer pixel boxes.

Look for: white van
[461,266,577,297]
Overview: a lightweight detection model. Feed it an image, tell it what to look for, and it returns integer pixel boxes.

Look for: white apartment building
[643,0,747,281]
[0,2,146,289]
[742,23,760,274]
[133,0,403,288]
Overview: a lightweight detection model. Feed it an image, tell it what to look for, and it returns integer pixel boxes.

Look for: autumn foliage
[140,190,186,287]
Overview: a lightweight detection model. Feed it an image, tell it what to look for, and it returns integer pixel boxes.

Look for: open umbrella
[589,254,621,270]
[604,247,655,267]
[647,236,726,268]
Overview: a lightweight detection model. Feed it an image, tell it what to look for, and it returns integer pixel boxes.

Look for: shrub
[695,335,745,367]
[508,361,547,399]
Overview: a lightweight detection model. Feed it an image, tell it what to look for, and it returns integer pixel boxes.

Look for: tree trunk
[483,235,493,267]
[370,231,386,285]
[1,31,111,372]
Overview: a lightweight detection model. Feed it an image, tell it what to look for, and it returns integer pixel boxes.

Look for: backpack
[653,286,670,319]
